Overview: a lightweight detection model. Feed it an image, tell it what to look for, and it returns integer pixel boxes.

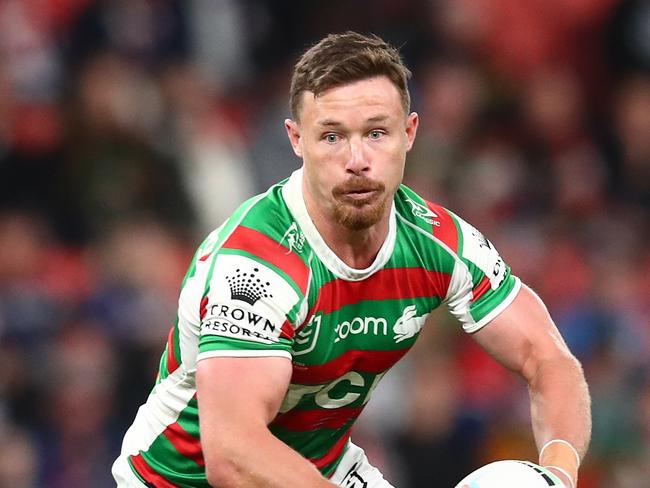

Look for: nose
[345,137,369,175]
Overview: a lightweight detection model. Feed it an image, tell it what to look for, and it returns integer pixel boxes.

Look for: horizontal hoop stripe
[272,406,363,431]
[308,267,450,317]
[292,348,408,384]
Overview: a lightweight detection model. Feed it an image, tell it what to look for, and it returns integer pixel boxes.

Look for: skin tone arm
[472,284,591,487]
[196,356,338,488]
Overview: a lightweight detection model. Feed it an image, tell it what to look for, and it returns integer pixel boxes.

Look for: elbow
[553,346,583,372]
[522,345,586,388]
[558,346,586,378]
[205,464,238,488]
[204,451,244,488]
[523,350,587,390]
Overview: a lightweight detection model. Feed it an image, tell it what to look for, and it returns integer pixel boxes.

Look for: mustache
[332,177,385,196]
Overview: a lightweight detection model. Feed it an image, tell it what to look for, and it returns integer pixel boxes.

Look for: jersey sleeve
[442,211,521,333]
[197,227,310,362]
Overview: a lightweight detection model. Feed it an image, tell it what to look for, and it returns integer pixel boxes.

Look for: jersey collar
[282,168,396,281]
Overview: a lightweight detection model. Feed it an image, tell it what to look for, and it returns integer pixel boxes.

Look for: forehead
[299,76,404,125]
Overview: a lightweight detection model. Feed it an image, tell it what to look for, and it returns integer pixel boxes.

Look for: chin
[334,201,387,230]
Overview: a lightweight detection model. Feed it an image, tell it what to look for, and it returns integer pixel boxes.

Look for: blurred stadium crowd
[0,1,648,487]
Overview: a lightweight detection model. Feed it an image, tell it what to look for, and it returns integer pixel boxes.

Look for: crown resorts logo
[226,267,273,305]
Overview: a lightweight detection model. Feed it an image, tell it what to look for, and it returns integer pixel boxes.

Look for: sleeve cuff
[463,276,522,334]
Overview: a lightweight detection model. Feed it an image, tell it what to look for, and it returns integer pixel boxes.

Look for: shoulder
[394,184,461,255]
[203,181,311,295]
[196,181,294,256]
[394,186,509,284]
[393,188,519,332]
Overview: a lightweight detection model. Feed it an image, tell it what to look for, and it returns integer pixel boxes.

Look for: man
[112,32,591,487]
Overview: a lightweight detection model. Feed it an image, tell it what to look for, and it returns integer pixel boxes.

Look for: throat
[315,217,389,270]
[335,241,382,269]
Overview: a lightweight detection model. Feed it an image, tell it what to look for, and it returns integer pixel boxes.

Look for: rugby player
[113,32,591,488]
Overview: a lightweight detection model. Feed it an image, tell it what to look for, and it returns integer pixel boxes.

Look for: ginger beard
[330,176,388,230]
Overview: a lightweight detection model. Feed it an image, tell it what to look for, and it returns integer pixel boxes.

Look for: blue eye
[324,133,339,143]
[369,130,384,140]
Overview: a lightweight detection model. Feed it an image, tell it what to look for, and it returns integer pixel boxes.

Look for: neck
[304,197,391,270]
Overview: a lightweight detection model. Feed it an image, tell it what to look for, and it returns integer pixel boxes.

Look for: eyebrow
[316,119,344,128]
[316,115,390,127]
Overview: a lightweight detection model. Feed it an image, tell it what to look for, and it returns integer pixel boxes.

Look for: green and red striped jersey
[117,169,520,487]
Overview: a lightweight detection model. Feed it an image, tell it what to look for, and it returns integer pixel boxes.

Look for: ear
[285,119,303,158]
[405,112,419,152]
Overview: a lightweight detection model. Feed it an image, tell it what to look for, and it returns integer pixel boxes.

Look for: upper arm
[196,355,293,484]
[197,355,293,444]
[471,284,574,381]
[191,224,313,483]
[432,208,571,375]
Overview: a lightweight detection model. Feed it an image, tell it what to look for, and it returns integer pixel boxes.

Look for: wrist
[539,439,580,487]
[545,465,574,488]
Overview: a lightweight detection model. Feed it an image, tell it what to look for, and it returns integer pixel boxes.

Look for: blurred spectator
[0,211,61,343]
[84,218,190,418]
[439,0,619,87]
[57,52,195,243]
[247,65,303,192]
[406,57,485,204]
[39,324,120,488]
[606,0,650,75]
[160,63,254,234]
[86,217,187,345]
[65,0,189,70]
[0,425,39,488]
[0,0,64,103]
[521,68,608,217]
[187,0,250,89]
[391,348,485,487]
[608,75,650,207]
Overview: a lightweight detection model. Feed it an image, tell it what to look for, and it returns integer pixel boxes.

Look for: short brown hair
[290,32,412,120]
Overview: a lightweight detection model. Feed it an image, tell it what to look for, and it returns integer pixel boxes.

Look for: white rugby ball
[454,460,565,488]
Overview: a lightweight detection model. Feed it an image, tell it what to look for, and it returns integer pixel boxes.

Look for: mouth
[336,188,383,207]
[342,189,379,200]
[333,178,385,205]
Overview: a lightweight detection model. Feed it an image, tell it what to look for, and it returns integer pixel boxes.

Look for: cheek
[379,145,406,178]
[304,162,333,199]
[312,142,346,165]
[303,140,337,166]
[305,147,343,182]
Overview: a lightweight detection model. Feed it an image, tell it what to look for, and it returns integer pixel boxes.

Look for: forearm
[203,421,337,488]
[528,354,591,485]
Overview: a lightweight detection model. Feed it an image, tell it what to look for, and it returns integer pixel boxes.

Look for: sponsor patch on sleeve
[456,217,507,290]
[201,254,300,344]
